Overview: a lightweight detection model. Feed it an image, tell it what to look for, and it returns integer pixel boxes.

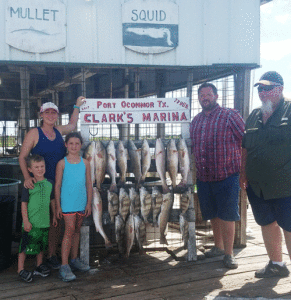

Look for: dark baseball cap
[254,71,284,87]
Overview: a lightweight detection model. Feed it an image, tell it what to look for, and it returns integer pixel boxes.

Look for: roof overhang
[260,0,272,5]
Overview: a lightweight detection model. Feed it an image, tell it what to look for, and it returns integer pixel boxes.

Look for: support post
[80,225,90,266]
[119,68,130,140]
[134,69,140,140]
[156,70,165,138]
[19,66,30,143]
[234,68,251,247]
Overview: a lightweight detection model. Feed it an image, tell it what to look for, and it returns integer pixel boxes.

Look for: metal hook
[89,124,99,137]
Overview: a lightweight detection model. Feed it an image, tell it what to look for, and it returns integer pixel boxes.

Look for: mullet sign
[80,98,190,125]
[6,0,66,53]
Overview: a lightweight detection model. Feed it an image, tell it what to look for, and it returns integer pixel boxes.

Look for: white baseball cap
[40,102,59,113]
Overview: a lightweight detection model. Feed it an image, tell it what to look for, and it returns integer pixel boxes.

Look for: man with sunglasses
[240,71,291,278]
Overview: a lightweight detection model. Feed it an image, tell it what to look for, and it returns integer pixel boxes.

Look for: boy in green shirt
[18,154,57,282]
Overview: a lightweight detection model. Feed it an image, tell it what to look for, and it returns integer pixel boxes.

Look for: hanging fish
[180,187,191,214]
[152,186,163,227]
[106,140,117,193]
[115,214,125,256]
[125,214,135,258]
[108,190,119,223]
[179,213,189,249]
[117,140,127,187]
[140,139,151,185]
[140,186,152,224]
[155,138,170,194]
[134,214,146,252]
[166,139,178,189]
[128,140,142,189]
[95,140,107,191]
[92,187,112,248]
[83,141,96,188]
[119,188,130,222]
[177,138,190,188]
[129,187,141,215]
[158,192,174,245]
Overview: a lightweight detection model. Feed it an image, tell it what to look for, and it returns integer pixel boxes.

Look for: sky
[251,0,291,109]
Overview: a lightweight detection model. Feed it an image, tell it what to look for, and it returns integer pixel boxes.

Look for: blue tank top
[60,157,87,213]
[31,127,66,181]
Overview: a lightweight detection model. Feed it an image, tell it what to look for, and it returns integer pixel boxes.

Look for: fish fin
[109,154,116,161]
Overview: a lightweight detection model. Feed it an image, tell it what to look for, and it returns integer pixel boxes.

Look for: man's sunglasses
[258,85,276,92]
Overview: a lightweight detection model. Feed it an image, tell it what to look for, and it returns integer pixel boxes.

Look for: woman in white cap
[19,96,85,269]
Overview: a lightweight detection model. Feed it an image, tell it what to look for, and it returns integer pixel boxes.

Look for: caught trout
[152,186,163,227]
[140,139,151,185]
[140,186,152,224]
[106,140,117,193]
[158,192,174,245]
[108,190,119,223]
[92,187,112,248]
[128,140,142,189]
[95,140,107,191]
[129,187,141,215]
[117,140,127,187]
[119,188,130,222]
[177,138,190,188]
[166,139,178,189]
[83,141,96,188]
[155,138,170,194]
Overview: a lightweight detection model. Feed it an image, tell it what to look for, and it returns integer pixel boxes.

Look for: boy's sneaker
[19,270,33,283]
[223,254,238,269]
[255,261,290,278]
[46,256,61,270]
[59,264,76,282]
[33,264,51,277]
[204,246,225,258]
[70,258,90,272]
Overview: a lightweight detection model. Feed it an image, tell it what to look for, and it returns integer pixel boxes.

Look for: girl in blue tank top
[55,132,92,281]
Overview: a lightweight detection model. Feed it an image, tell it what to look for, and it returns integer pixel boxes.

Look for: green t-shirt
[21,179,54,228]
[242,98,291,200]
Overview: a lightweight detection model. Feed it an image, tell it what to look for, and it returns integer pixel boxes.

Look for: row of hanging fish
[83,138,190,194]
[155,138,190,193]
[92,184,192,257]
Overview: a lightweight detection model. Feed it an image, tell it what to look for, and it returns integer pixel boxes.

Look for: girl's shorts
[62,210,85,216]
[19,227,49,255]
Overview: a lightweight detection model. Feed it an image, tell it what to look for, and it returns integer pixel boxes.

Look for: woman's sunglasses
[258,85,276,93]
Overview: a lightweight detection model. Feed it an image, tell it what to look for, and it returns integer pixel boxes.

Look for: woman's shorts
[19,227,49,255]
[247,184,291,232]
[197,173,240,222]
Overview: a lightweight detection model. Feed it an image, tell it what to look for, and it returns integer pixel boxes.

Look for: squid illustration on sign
[126,27,174,46]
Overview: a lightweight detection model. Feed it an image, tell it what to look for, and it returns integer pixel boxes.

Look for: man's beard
[261,100,273,115]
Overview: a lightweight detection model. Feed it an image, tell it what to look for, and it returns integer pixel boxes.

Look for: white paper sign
[80,98,190,125]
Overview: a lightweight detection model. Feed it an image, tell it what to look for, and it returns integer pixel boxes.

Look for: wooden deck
[1,208,291,300]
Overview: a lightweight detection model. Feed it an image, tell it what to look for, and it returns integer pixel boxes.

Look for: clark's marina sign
[80,98,190,125]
